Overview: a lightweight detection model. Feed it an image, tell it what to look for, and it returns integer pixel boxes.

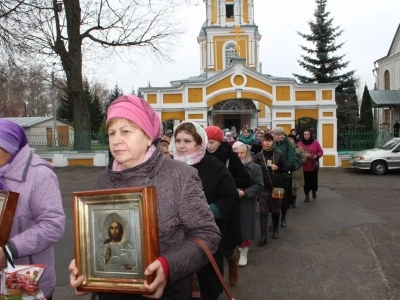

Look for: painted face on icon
[175,131,201,156]
[109,222,123,242]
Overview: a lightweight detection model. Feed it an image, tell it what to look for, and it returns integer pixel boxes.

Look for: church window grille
[226,4,234,18]
[384,70,390,90]
[225,43,237,69]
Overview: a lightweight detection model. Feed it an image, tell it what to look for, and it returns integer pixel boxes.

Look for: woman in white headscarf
[169,121,239,300]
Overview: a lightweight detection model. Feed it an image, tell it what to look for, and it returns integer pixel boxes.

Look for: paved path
[51,167,400,299]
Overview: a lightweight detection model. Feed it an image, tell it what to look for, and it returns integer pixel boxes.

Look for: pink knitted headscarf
[106,95,161,142]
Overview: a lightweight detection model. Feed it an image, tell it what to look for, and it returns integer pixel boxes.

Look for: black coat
[193,155,239,224]
[206,141,252,249]
[254,148,287,190]
[193,155,240,297]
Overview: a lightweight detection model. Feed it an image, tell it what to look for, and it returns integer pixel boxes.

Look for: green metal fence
[28,132,109,153]
[337,130,394,152]
[28,130,397,153]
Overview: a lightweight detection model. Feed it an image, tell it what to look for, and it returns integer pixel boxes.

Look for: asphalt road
[51,167,400,300]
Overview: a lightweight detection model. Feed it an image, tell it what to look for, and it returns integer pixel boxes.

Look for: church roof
[387,23,400,56]
[369,90,400,107]
[3,117,71,127]
[375,23,400,62]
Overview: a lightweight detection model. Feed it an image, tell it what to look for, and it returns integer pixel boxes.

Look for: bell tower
[197,0,261,76]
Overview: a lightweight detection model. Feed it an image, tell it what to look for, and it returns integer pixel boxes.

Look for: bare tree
[0,1,26,65]
[1,0,194,150]
[0,63,55,117]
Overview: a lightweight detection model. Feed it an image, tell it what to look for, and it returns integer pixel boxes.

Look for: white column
[249,0,254,24]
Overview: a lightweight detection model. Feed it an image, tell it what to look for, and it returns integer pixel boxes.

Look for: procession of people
[0,95,324,300]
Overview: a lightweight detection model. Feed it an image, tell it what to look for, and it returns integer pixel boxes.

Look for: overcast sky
[88,0,400,97]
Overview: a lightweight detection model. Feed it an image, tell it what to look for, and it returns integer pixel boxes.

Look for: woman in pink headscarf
[69,95,220,300]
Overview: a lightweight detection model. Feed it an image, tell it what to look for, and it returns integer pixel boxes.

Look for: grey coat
[94,144,221,300]
[241,161,264,240]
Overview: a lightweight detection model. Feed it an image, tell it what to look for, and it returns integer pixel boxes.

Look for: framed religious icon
[0,190,19,246]
[73,186,159,294]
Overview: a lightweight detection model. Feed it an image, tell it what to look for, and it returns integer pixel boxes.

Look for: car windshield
[379,139,400,150]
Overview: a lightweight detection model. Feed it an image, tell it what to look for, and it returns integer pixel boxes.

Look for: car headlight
[359,157,366,161]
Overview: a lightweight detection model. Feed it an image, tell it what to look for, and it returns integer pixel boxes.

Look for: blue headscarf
[0,119,29,191]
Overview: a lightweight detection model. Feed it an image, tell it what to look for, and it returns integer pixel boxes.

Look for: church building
[141,0,339,167]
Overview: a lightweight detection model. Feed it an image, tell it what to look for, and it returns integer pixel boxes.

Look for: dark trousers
[281,178,293,218]
[304,171,319,195]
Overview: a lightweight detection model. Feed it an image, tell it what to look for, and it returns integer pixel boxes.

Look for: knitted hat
[205,126,223,142]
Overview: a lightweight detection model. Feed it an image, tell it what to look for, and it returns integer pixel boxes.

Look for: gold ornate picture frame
[73,186,159,294]
[0,190,19,246]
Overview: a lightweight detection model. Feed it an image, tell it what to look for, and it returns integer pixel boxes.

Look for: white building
[372,24,400,129]
[4,117,73,149]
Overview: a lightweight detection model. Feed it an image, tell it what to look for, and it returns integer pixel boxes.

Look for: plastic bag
[0,265,45,300]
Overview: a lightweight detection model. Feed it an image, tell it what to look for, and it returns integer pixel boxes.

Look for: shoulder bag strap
[261,153,274,190]
[189,274,201,298]
[192,237,235,300]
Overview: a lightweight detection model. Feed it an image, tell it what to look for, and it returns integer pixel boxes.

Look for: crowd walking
[70,106,325,299]
[0,94,326,300]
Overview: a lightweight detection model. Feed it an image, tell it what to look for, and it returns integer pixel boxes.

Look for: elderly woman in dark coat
[235,144,264,267]
[69,96,221,300]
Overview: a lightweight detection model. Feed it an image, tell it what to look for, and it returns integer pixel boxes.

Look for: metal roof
[369,90,400,107]
[3,117,69,127]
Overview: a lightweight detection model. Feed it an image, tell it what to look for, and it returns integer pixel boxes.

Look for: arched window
[225,42,237,69]
[384,70,390,90]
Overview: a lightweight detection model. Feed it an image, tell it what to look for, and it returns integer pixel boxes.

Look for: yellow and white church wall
[141,58,339,167]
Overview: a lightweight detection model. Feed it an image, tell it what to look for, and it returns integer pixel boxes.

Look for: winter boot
[291,195,297,208]
[258,213,268,246]
[268,221,273,231]
[238,247,249,267]
[281,208,287,228]
[312,190,317,199]
[304,194,310,203]
[272,213,280,239]
[225,253,238,287]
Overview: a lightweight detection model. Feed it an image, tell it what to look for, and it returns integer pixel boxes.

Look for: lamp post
[52,67,57,146]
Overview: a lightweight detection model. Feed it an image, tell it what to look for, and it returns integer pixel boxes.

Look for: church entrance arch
[295,117,318,139]
[210,99,259,130]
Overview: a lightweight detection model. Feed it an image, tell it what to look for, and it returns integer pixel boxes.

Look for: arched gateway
[141,0,339,167]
